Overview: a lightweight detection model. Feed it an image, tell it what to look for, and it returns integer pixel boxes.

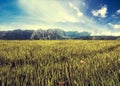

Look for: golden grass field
[0,40,120,86]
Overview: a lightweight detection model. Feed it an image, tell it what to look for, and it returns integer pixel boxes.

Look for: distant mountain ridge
[0,29,91,40]
[76,36,120,40]
[0,29,120,40]
[0,29,34,40]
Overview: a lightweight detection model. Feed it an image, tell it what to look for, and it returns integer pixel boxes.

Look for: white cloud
[0,23,40,31]
[69,2,83,17]
[0,25,14,31]
[0,22,59,31]
[1,0,118,36]
[117,9,120,14]
[111,9,120,18]
[92,5,107,18]
[82,2,86,7]
[18,0,79,23]
[109,23,120,29]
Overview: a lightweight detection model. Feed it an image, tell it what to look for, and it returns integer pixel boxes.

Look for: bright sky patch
[0,0,120,35]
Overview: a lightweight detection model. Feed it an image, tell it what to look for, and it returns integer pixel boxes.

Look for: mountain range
[0,29,119,40]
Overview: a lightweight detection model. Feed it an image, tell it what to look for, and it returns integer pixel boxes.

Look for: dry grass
[0,40,120,86]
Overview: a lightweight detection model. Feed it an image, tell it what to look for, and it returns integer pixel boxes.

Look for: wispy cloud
[91,5,108,18]
[18,0,79,23]
[109,23,120,29]
[0,0,119,36]
[69,2,83,17]
[117,9,120,14]
[0,22,59,31]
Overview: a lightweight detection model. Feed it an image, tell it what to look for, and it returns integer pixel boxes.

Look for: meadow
[0,40,120,86]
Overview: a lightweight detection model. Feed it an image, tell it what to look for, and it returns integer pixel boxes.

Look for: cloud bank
[0,0,120,36]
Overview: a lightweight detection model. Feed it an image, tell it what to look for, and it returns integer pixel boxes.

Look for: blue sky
[0,0,120,35]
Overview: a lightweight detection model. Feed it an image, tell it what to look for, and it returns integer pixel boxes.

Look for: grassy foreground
[0,40,120,86]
